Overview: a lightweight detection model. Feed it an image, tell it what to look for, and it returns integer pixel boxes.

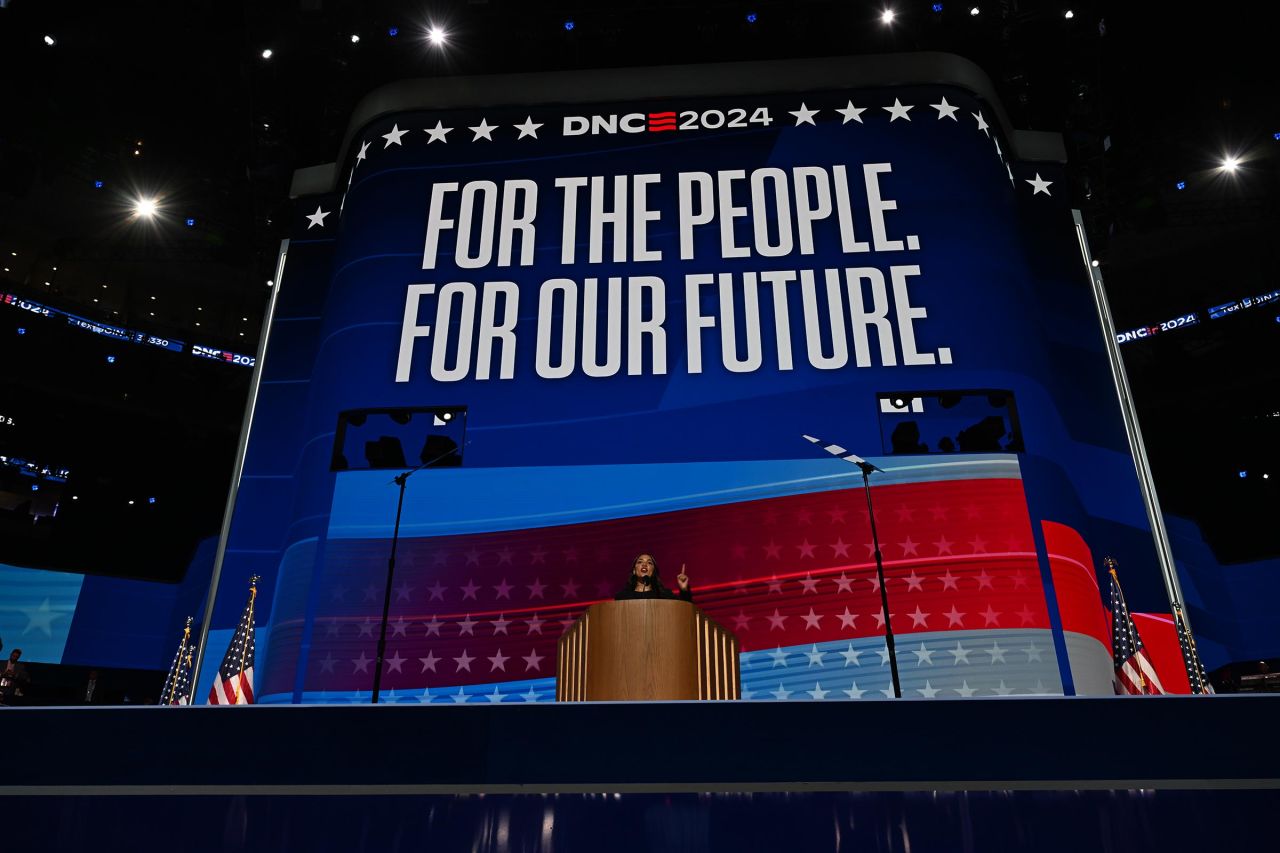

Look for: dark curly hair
[626,553,673,594]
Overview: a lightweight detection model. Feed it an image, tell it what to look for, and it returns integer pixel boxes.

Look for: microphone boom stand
[856,460,903,700]
[371,446,458,704]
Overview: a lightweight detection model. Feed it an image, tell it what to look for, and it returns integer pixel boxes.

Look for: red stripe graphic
[648,111,678,133]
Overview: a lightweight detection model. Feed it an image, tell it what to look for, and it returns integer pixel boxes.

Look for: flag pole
[1175,603,1213,694]
[180,616,195,705]
[230,577,259,705]
[160,616,196,706]
[1105,558,1147,693]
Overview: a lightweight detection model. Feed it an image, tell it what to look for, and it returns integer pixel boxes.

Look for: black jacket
[614,585,693,602]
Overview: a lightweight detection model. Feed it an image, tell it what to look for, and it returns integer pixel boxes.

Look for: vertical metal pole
[1072,212,1192,637]
[189,240,289,702]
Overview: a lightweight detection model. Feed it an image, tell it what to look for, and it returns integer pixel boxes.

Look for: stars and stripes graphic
[1174,604,1214,695]
[740,629,1058,701]
[209,578,259,705]
[159,616,196,706]
[1107,559,1164,695]
[273,455,1065,703]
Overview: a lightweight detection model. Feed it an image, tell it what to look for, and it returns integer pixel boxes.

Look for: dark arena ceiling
[0,0,1276,580]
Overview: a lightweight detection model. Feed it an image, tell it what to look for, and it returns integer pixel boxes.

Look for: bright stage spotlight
[1221,156,1241,172]
[746,12,758,24]
[351,34,361,44]
[881,9,896,24]
[426,26,447,46]
[44,35,56,46]
[133,198,159,218]
[564,20,576,31]
[388,27,399,37]
[1065,10,1075,19]
[261,48,273,59]
[969,6,980,15]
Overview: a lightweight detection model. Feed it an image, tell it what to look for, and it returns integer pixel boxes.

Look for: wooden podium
[555,599,740,701]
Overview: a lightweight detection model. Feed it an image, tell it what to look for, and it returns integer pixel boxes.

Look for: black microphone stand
[371,446,458,704]
[854,459,903,700]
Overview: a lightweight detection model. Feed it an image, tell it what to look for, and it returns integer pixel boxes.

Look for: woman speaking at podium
[614,553,693,601]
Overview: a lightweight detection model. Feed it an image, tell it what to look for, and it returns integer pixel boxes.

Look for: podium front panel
[557,600,739,701]
[585,600,699,701]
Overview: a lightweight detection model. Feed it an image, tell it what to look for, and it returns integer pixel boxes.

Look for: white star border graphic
[773,95,1036,194]
[347,97,1044,205]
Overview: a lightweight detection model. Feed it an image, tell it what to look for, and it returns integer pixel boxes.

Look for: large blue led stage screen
[215,58,1178,706]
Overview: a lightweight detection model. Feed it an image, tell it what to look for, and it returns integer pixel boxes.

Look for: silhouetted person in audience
[0,649,30,705]
[1003,431,1025,453]
[83,669,102,704]
[419,434,461,467]
[365,435,407,468]
[957,416,1007,452]
[938,436,956,452]
[890,421,930,454]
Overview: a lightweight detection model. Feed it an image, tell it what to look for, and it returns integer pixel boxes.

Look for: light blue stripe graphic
[328,455,1022,539]
[267,675,558,706]
[0,563,85,664]
[741,630,1063,700]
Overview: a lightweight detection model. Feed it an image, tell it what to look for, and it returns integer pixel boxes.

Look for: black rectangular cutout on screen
[331,407,467,471]
[876,390,1024,455]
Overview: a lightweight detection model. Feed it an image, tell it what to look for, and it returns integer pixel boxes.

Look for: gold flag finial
[1103,556,1118,576]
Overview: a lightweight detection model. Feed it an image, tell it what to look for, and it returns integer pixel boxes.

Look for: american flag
[1174,604,1214,695]
[1107,559,1164,695]
[209,578,259,705]
[272,455,1065,703]
[159,616,195,706]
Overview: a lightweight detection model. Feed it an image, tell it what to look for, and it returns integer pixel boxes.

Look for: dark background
[0,0,1275,584]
